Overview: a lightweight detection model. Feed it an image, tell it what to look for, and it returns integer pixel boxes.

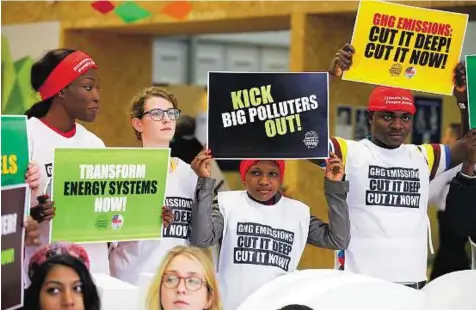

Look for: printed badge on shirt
[163,197,192,239]
[45,163,53,177]
[366,165,422,208]
[233,222,295,271]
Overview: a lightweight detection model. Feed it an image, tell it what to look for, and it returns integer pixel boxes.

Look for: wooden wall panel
[62,30,152,147]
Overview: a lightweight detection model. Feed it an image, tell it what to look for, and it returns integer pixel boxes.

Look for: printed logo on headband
[38,51,98,101]
[383,96,413,106]
[74,58,96,74]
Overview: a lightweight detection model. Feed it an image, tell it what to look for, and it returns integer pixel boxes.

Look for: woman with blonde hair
[147,245,222,310]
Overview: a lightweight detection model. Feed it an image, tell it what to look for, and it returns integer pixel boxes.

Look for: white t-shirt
[329,137,449,283]
[109,157,198,285]
[217,191,310,310]
[428,164,462,211]
[25,117,109,285]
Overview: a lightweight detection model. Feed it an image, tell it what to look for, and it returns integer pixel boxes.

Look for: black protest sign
[2,185,27,310]
[207,72,329,159]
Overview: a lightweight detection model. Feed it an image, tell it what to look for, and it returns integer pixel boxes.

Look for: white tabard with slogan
[217,191,310,310]
[330,137,448,283]
[109,157,198,285]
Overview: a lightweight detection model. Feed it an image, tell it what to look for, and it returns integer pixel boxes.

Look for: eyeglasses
[161,274,205,292]
[142,108,181,121]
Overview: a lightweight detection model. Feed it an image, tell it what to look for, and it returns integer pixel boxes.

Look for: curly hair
[129,86,179,140]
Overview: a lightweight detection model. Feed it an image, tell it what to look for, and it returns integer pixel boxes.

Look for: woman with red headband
[189,155,350,310]
[316,43,476,288]
[24,49,109,285]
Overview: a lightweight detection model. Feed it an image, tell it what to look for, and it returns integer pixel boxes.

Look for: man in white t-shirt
[312,43,476,288]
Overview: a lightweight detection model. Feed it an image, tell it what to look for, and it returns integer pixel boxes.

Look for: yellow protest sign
[343,0,468,95]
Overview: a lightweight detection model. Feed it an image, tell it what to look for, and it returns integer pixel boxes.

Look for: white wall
[461,21,476,58]
[1,21,61,61]
[196,30,290,47]
[152,31,291,85]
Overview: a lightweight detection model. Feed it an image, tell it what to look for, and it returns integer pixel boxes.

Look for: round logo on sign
[404,66,416,79]
[303,131,319,149]
[111,214,124,230]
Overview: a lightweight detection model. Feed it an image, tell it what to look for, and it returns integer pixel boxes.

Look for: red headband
[368,86,415,115]
[240,160,285,181]
[38,51,98,101]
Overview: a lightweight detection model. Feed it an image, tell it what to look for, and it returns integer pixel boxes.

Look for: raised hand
[191,147,213,178]
[162,206,174,228]
[24,216,40,246]
[325,152,345,181]
[453,62,467,104]
[328,43,355,77]
[30,199,56,223]
[25,161,40,193]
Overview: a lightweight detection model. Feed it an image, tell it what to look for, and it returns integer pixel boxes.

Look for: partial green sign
[51,148,170,243]
[466,55,476,129]
[1,116,29,187]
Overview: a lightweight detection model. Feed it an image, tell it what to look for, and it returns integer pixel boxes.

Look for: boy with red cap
[189,154,350,310]
[318,43,476,288]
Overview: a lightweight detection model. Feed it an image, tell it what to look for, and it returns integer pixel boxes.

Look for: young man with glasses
[109,87,217,285]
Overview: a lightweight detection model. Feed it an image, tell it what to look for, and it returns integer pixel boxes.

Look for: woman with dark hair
[24,243,101,310]
[24,48,109,284]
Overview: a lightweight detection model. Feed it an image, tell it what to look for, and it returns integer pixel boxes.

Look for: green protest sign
[466,55,476,129]
[51,148,170,243]
[1,116,29,187]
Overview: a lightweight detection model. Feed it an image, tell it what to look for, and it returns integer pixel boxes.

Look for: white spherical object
[423,270,476,310]
[237,269,419,310]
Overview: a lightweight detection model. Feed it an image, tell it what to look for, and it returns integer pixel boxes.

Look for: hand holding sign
[453,62,467,103]
[25,161,40,193]
[30,199,56,223]
[329,44,355,77]
[325,152,345,181]
[24,216,40,246]
[40,200,56,222]
[191,147,213,178]
[162,206,174,228]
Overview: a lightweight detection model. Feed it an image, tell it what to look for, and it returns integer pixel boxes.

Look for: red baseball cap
[240,160,285,181]
[368,86,415,115]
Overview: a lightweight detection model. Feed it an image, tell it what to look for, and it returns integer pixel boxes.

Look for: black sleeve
[443,172,476,237]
